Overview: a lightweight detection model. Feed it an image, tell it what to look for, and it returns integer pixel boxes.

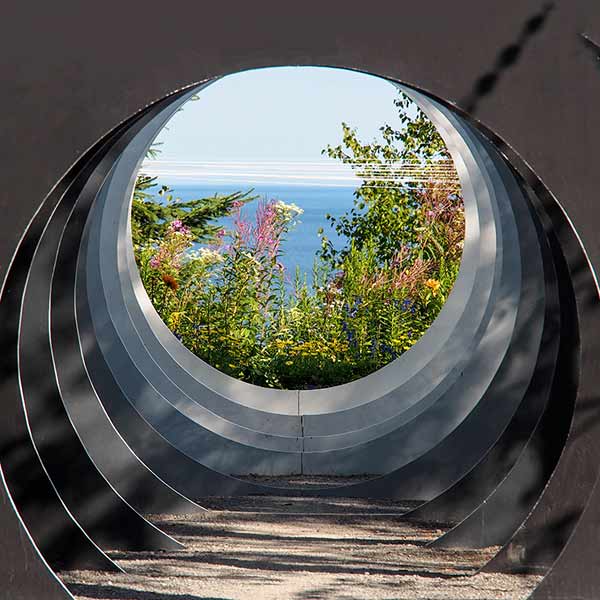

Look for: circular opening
[131,66,464,389]
[86,66,537,491]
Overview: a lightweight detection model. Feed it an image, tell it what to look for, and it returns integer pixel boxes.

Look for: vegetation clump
[133,92,464,389]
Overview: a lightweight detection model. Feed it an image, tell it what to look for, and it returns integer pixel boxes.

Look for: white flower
[198,248,224,264]
[274,200,304,220]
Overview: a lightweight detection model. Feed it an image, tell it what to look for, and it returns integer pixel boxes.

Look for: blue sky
[141,66,412,187]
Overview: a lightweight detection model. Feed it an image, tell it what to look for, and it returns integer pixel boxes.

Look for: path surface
[60,495,541,600]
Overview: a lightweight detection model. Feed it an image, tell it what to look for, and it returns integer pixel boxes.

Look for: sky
[141,66,413,187]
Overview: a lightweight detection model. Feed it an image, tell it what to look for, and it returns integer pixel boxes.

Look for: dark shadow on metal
[432,212,576,551]
[0,465,74,599]
[403,177,560,527]
[51,116,206,519]
[461,2,555,115]
[0,3,599,598]
[0,90,192,573]
[18,108,182,551]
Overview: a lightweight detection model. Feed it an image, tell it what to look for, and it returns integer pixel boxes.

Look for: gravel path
[60,495,541,600]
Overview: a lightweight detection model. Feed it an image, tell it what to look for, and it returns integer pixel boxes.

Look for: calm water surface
[156,181,358,285]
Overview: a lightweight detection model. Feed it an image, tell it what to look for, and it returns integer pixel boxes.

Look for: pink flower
[254,200,283,259]
[149,256,160,269]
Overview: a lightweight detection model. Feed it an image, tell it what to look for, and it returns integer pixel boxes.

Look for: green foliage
[132,90,465,389]
[131,179,256,248]
[320,90,459,267]
[131,136,256,247]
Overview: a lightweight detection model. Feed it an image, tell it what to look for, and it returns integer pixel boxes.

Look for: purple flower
[166,219,191,236]
[149,256,160,269]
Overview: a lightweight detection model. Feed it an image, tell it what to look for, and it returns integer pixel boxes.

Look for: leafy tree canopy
[320,91,458,267]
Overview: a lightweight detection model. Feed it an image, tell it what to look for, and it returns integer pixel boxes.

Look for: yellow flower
[425,278,441,295]
[285,360,293,366]
[228,363,236,368]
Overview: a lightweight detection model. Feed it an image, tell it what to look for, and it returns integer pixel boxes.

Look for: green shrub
[133,91,464,389]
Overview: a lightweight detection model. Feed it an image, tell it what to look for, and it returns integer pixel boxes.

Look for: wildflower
[149,256,160,269]
[425,278,441,295]
[162,274,179,291]
[198,247,224,265]
[285,360,293,366]
[273,200,303,220]
[401,298,412,311]
[168,219,190,235]
[251,202,276,256]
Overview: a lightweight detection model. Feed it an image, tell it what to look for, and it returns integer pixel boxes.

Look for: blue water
[155,181,357,285]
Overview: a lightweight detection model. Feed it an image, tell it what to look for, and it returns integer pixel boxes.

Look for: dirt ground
[60,495,542,600]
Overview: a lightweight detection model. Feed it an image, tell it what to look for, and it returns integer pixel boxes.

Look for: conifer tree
[131,144,255,247]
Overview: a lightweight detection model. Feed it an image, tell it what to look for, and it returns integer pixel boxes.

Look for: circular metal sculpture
[0,2,599,598]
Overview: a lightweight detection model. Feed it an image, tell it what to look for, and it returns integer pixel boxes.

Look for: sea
[154,181,358,286]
